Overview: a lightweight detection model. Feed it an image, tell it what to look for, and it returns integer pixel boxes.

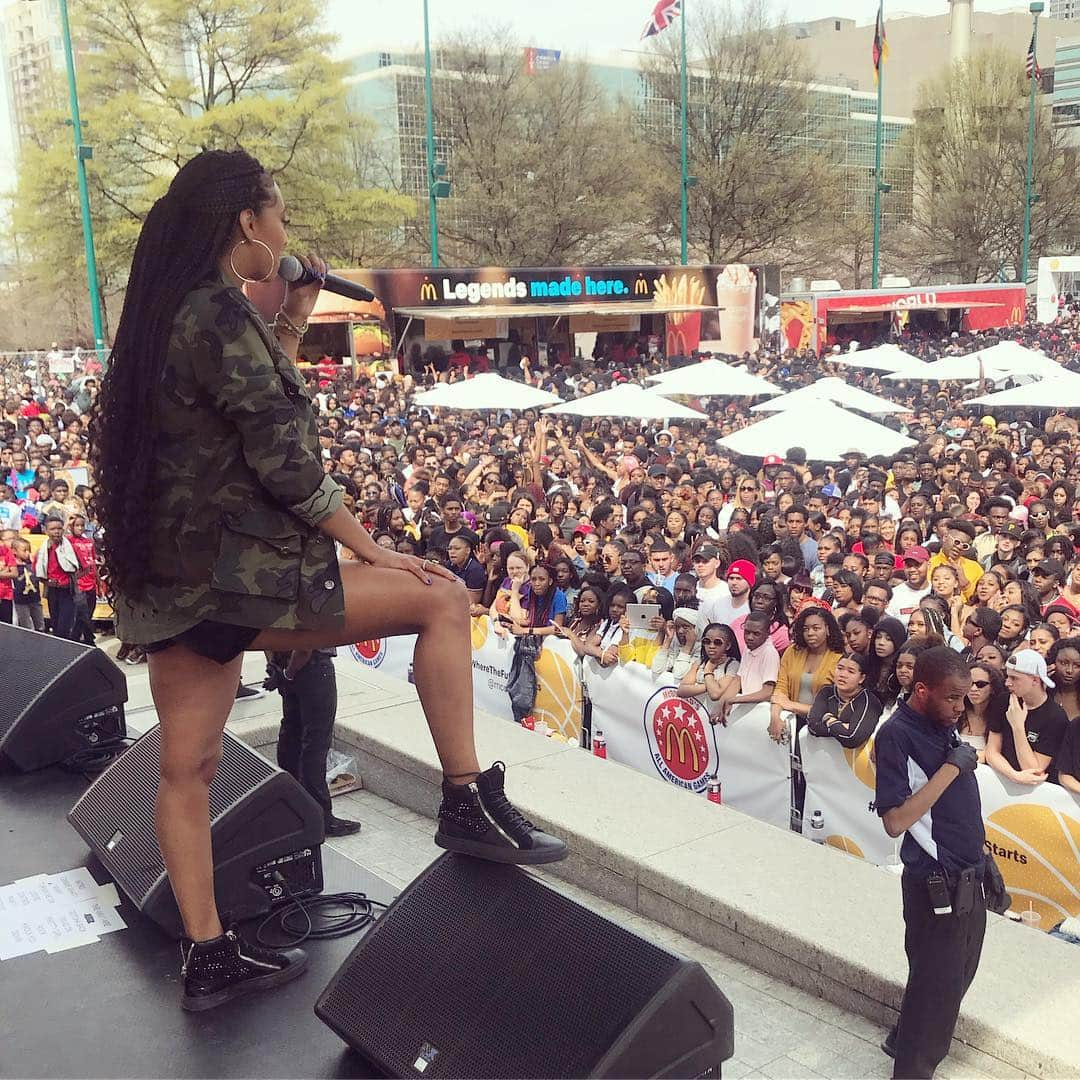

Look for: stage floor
[1,765,396,1079]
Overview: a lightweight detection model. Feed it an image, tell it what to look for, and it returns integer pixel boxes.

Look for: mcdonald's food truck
[780,282,1026,354]
[250,263,780,370]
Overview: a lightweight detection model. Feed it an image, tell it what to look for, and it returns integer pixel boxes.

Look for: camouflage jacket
[113,277,345,644]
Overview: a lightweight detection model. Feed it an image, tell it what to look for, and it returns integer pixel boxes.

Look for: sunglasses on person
[702,636,728,646]
[1032,510,1050,518]
[969,679,990,690]
[949,538,971,550]
[739,485,756,492]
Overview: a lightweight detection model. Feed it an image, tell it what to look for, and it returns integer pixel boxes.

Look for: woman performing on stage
[91,149,566,1012]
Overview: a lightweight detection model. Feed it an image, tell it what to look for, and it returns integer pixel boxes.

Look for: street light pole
[422,0,440,267]
[54,0,106,357]
[1021,1,1044,288]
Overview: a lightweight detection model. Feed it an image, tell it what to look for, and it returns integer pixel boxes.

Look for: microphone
[278,255,375,303]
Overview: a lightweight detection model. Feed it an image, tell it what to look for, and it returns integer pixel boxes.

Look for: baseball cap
[821,483,843,499]
[1005,648,1055,689]
[727,559,757,586]
[789,572,813,593]
[572,523,595,537]
[1035,558,1065,580]
[762,453,784,467]
[692,544,721,562]
[903,546,930,564]
[999,522,1023,541]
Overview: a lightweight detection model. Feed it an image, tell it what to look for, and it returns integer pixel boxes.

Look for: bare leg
[252,561,480,780]
[148,645,243,941]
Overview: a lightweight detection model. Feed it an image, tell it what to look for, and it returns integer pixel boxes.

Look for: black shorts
[144,620,262,665]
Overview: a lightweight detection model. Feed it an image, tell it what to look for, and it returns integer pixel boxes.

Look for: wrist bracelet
[274,310,308,340]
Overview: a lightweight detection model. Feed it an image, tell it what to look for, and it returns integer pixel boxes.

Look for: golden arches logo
[633,275,650,296]
[984,804,1080,930]
[419,279,438,302]
[664,723,701,773]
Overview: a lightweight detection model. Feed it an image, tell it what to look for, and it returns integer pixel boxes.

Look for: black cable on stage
[60,736,136,777]
[255,873,388,948]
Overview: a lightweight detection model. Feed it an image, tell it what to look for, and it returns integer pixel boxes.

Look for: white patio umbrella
[968,340,1061,379]
[718,400,916,461]
[542,383,708,420]
[645,359,780,398]
[965,370,1080,409]
[411,372,562,410]
[826,343,927,375]
[750,377,906,415]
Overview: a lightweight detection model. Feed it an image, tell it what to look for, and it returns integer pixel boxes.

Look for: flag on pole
[1026,30,1042,80]
[872,0,889,84]
[641,0,682,39]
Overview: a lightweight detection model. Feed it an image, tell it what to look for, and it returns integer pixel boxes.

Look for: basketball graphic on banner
[349,639,387,668]
[984,803,1080,930]
[470,616,489,651]
[533,647,581,740]
[824,835,866,858]
[842,736,877,790]
[643,688,712,792]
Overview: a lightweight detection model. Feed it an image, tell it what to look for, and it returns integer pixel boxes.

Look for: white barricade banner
[977,768,1080,930]
[711,702,790,830]
[800,726,901,865]
[338,618,582,742]
[584,662,789,824]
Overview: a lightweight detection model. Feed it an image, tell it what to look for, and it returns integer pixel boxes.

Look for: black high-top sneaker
[179,927,308,1012]
[435,761,567,865]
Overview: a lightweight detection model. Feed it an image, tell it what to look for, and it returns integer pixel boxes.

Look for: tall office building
[0,0,63,149]
[1050,0,1080,20]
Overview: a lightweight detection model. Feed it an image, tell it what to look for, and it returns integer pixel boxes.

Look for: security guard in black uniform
[873,646,987,1080]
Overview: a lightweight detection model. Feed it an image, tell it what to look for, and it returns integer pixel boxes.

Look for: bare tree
[637,0,846,264]
[906,49,1080,282]
[417,31,651,266]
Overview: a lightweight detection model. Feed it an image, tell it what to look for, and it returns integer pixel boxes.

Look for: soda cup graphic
[706,777,722,805]
[520,715,535,731]
[715,264,757,356]
[592,730,607,759]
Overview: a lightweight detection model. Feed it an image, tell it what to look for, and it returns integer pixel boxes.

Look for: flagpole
[871,2,885,290]
[679,0,689,266]
[1021,1,1044,287]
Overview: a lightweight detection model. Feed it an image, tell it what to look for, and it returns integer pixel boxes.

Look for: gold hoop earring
[228,238,277,285]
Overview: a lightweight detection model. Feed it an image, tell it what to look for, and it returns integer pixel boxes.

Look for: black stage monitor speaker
[69,725,325,937]
[0,624,127,771]
[317,854,734,1079]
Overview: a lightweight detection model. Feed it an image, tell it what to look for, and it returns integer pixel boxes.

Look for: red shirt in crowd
[46,544,72,588]
[0,543,15,602]
[70,535,97,593]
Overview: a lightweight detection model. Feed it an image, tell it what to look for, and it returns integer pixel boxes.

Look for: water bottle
[809,810,826,843]
[592,730,607,759]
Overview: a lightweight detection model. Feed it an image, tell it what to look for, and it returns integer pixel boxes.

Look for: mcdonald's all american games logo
[349,639,386,668]
[643,688,711,792]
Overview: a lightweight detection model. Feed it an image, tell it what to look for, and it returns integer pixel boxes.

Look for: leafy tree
[905,48,1080,282]
[6,0,412,343]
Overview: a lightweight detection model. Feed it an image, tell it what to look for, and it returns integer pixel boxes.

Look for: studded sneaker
[435,761,567,865]
[179,927,307,1012]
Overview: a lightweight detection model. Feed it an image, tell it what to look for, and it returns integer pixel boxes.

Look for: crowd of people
[3,307,1080,798]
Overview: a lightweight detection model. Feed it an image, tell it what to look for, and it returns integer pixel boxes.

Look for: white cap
[1005,648,1055,689]
[673,607,699,626]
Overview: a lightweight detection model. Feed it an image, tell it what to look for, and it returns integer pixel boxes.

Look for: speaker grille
[0,628,95,743]
[319,855,684,1078]
[69,726,275,903]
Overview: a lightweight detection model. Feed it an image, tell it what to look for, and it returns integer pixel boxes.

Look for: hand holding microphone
[278,254,375,312]
[278,253,328,326]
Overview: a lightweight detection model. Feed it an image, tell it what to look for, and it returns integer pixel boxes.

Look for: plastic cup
[1020,910,1042,929]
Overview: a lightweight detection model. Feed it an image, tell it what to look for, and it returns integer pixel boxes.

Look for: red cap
[903,545,930,564]
[726,559,758,586]
[572,523,595,537]
[762,453,784,467]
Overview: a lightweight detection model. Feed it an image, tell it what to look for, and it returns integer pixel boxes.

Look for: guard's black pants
[893,870,986,1079]
[47,585,75,640]
[276,652,337,824]
[71,587,97,645]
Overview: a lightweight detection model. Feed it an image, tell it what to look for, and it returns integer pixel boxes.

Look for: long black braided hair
[90,149,276,601]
